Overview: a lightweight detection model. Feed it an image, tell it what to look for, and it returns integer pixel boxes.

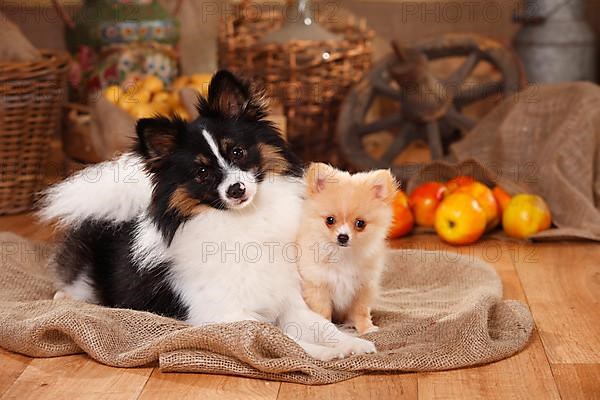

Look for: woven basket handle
[51,0,75,29]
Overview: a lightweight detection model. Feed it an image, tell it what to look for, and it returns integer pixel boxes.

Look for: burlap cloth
[0,232,533,384]
[407,82,600,242]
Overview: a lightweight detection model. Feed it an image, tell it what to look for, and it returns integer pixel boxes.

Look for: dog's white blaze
[201,128,258,208]
[202,129,229,169]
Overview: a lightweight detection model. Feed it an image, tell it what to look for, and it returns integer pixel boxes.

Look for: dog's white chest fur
[311,248,362,313]
[329,266,359,313]
[165,176,305,324]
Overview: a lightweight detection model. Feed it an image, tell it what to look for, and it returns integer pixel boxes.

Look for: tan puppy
[297,163,397,334]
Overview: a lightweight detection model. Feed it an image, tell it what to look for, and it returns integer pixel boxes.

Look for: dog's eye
[355,219,366,231]
[325,216,336,226]
[231,147,246,161]
[195,167,209,182]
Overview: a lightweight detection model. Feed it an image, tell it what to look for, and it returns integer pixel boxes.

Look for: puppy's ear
[136,116,183,160]
[368,169,398,203]
[198,70,267,120]
[305,163,339,194]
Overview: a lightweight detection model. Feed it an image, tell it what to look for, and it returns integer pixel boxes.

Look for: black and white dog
[41,71,376,361]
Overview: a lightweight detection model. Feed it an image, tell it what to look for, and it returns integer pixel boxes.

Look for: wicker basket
[218,2,374,163]
[0,50,69,214]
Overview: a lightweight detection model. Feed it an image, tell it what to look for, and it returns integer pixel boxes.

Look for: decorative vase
[57,0,180,99]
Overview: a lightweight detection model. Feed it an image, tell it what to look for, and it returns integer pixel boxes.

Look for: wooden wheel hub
[337,34,525,179]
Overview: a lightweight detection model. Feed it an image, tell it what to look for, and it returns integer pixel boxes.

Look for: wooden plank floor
[1,214,599,400]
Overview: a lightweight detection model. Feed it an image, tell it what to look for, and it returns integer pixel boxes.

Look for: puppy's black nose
[227,182,246,199]
[337,234,350,246]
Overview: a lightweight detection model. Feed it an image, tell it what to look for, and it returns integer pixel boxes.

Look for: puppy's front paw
[354,321,379,335]
[363,325,379,334]
[336,337,377,357]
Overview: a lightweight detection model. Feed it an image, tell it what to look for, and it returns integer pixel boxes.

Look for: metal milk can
[513,0,596,83]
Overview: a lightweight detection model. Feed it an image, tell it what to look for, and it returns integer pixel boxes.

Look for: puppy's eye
[355,219,366,231]
[231,147,246,161]
[325,216,336,226]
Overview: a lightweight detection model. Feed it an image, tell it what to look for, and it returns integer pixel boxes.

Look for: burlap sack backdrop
[0,232,533,384]
[407,82,600,242]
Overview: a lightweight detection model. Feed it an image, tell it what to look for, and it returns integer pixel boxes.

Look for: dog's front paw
[336,336,377,357]
[53,290,71,300]
[302,343,346,362]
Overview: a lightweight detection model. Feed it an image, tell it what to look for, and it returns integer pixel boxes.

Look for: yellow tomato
[172,76,190,91]
[191,73,212,83]
[103,85,123,104]
[129,103,157,119]
[173,106,190,121]
[152,91,171,104]
[149,100,171,115]
[133,89,152,103]
[185,82,208,98]
[168,92,181,108]
[190,73,212,96]
[141,75,164,93]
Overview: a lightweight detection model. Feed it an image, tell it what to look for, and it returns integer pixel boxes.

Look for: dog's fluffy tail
[38,153,153,227]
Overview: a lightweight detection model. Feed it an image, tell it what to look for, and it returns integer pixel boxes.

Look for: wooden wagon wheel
[337,33,525,180]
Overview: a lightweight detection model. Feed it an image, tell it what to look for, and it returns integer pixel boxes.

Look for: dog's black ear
[198,70,267,120]
[136,116,184,160]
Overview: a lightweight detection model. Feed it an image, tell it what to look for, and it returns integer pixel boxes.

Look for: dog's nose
[226,182,246,199]
[337,234,350,246]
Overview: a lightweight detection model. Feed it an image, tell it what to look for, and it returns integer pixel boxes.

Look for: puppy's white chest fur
[166,176,305,324]
[312,248,363,313]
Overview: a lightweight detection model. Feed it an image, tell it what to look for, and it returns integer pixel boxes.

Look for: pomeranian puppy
[297,163,397,334]
[40,71,377,361]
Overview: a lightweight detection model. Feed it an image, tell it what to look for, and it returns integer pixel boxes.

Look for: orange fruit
[446,175,475,192]
[408,182,448,227]
[388,190,414,239]
[454,182,499,230]
[502,194,551,239]
[492,186,512,215]
[435,192,487,245]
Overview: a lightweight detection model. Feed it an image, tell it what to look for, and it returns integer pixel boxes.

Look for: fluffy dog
[297,163,397,334]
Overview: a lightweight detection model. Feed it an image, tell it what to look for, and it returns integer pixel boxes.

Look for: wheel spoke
[445,107,476,132]
[445,53,480,86]
[354,113,403,136]
[373,76,404,102]
[361,91,377,119]
[426,122,444,160]
[380,125,412,165]
[454,80,503,106]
